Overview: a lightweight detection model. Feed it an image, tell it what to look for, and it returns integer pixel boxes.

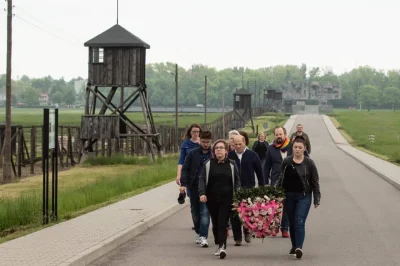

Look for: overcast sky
[1,0,399,80]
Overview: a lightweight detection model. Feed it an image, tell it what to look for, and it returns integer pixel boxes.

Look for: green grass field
[1,108,221,127]
[241,113,289,147]
[0,155,178,242]
[331,109,400,164]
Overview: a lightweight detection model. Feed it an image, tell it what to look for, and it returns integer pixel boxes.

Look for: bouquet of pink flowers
[232,186,285,239]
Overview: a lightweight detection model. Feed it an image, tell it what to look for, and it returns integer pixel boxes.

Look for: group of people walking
[176,123,321,260]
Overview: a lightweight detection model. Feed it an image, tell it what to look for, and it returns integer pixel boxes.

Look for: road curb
[321,115,349,145]
[62,202,189,266]
[321,115,400,191]
[283,115,297,134]
[336,145,400,191]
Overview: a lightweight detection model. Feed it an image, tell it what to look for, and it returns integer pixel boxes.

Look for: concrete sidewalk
[322,115,400,190]
[0,181,188,266]
[283,114,297,134]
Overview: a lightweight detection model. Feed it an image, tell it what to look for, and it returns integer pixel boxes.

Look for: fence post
[17,127,23,177]
[0,132,3,168]
[60,126,64,166]
[30,127,36,174]
[101,139,105,156]
[115,138,120,153]
[130,130,134,155]
[107,139,112,156]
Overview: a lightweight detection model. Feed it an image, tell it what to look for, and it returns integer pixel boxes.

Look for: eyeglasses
[201,140,212,144]
[191,131,200,134]
[214,146,225,150]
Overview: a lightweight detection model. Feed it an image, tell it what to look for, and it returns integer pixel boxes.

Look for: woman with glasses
[199,139,241,259]
[176,123,202,231]
[176,123,202,186]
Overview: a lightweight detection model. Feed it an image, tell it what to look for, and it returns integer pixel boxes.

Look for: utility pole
[175,64,179,150]
[3,0,13,182]
[241,71,244,88]
[254,80,257,108]
[222,87,227,138]
[204,75,207,125]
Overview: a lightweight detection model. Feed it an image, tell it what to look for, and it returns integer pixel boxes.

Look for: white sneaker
[214,247,221,256]
[199,236,209,248]
[219,248,227,259]
[195,235,201,244]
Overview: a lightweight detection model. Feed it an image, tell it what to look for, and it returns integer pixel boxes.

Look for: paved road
[89,115,400,266]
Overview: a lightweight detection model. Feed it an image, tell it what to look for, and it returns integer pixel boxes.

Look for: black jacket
[180,147,212,188]
[275,156,321,205]
[198,158,241,197]
[251,140,269,159]
[228,149,265,188]
[266,145,309,185]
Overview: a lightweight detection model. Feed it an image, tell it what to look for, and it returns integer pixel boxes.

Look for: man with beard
[265,126,291,238]
[290,124,311,155]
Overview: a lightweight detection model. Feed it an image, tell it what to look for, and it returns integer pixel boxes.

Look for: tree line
[1,63,399,110]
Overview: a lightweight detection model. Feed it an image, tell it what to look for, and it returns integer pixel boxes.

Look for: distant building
[39,93,49,105]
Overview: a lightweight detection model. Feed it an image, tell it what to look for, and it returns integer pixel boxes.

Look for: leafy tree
[31,75,54,92]
[20,75,30,84]
[21,87,40,106]
[0,74,5,89]
[52,91,63,104]
[382,86,400,111]
[358,85,380,111]
[64,87,76,105]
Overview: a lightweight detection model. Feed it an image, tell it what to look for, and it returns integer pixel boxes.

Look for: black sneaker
[295,248,303,259]
[289,248,296,256]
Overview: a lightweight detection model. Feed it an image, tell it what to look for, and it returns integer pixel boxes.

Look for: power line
[14,14,82,46]
[14,5,84,41]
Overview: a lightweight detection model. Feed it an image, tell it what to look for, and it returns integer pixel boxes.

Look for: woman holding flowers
[275,135,321,259]
[199,139,241,259]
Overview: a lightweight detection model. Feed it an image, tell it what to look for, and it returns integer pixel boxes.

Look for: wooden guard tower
[232,88,255,132]
[264,85,283,112]
[80,24,162,161]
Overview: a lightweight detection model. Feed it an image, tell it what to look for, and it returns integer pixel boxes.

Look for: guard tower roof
[84,24,150,48]
[234,88,252,95]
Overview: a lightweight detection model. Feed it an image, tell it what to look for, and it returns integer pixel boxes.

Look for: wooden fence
[0,107,267,178]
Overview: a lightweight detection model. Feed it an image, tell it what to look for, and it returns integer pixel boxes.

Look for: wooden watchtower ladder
[79,24,163,162]
[232,88,255,132]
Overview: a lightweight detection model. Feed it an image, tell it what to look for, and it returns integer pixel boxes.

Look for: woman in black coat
[199,139,241,259]
[275,136,321,259]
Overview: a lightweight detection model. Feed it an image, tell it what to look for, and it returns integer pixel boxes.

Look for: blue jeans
[284,192,312,249]
[280,208,289,231]
[189,185,210,238]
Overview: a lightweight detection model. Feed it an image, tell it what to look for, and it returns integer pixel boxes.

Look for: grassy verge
[0,154,178,243]
[240,112,288,147]
[2,108,221,126]
[330,109,400,164]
